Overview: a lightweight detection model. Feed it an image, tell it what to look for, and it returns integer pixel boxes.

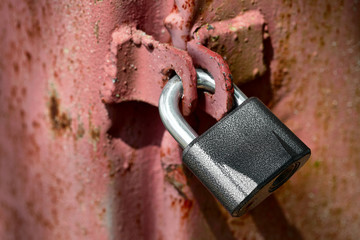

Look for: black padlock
[159,69,311,216]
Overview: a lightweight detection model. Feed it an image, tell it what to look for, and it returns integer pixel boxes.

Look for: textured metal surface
[0,0,359,239]
[183,97,310,216]
[164,4,262,120]
[192,10,267,86]
[159,69,247,149]
[187,41,235,120]
[102,25,198,116]
[196,69,248,106]
[164,0,196,49]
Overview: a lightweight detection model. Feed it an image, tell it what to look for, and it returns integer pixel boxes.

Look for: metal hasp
[159,69,311,217]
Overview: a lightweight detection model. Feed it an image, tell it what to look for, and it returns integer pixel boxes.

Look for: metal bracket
[187,41,234,120]
[103,9,266,121]
[191,10,267,86]
[164,5,266,120]
[101,25,197,116]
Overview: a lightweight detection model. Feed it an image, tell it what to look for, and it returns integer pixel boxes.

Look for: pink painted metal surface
[102,25,197,116]
[187,41,234,120]
[192,10,267,86]
[164,0,196,49]
[0,1,360,240]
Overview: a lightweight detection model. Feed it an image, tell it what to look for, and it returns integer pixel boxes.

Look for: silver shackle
[159,69,248,149]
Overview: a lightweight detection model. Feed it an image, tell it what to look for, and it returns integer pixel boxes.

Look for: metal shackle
[159,69,248,149]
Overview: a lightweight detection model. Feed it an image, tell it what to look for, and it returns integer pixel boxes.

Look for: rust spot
[26,200,54,229]
[26,19,42,39]
[20,109,26,119]
[160,149,166,158]
[25,51,32,62]
[145,42,154,52]
[8,102,15,111]
[90,127,100,142]
[324,4,332,19]
[13,63,19,73]
[49,92,71,134]
[25,0,36,15]
[170,197,193,221]
[180,198,193,220]
[94,20,100,43]
[164,164,188,199]
[272,57,295,93]
[21,87,27,96]
[165,22,173,30]
[173,4,178,12]
[76,123,85,139]
[10,86,17,97]
[98,208,107,222]
[24,0,42,40]
[51,208,59,225]
[160,67,175,86]
[32,120,40,129]
[181,35,190,42]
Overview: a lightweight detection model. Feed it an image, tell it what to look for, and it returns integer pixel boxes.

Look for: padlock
[158,69,311,216]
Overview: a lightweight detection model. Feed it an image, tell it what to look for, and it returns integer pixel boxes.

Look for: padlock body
[182,97,311,216]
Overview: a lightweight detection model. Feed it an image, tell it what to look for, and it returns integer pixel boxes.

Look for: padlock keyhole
[269,162,300,192]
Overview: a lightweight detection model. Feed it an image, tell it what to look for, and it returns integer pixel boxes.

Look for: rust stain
[25,51,32,62]
[13,63,19,74]
[49,91,71,134]
[90,127,100,142]
[76,122,85,139]
[32,120,40,129]
[180,198,193,220]
[10,86,17,97]
[164,164,189,199]
[88,110,101,151]
[26,200,54,229]
[170,196,194,221]
[94,20,100,43]
[160,67,175,86]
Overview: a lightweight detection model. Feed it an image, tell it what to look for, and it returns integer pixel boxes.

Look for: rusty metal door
[0,0,359,239]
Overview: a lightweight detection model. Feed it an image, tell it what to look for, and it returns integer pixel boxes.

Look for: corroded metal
[192,10,267,85]
[164,0,196,50]
[0,0,359,239]
[102,25,197,116]
[187,41,235,120]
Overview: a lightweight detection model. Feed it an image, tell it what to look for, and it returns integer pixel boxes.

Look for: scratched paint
[0,0,359,240]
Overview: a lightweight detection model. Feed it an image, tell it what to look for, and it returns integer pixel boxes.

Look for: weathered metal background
[0,0,359,239]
